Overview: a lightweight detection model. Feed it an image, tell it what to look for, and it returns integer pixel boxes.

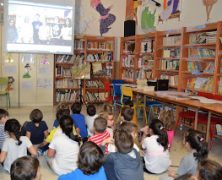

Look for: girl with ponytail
[0,119,37,172]
[47,115,80,175]
[166,129,209,179]
[142,119,171,174]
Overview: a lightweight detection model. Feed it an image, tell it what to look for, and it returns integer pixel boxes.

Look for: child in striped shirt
[88,116,110,154]
[0,109,9,152]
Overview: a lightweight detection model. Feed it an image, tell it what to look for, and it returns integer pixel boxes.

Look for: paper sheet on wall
[21,81,33,90]
[37,78,52,89]
[3,65,17,74]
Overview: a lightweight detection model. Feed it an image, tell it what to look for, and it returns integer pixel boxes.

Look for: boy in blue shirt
[71,102,88,141]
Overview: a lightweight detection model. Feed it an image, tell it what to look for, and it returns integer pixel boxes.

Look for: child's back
[85,104,98,136]
[0,109,9,150]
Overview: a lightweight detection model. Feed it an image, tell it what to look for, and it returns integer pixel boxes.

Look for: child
[0,109,9,151]
[88,116,110,154]
[10,156,40,180]
[195,159,222,180]
[58,141,107,180]
[0,119,37,172]
[85,104,98,136]
[53,102,70,128]
[47,115,81,175]
[71,102,88,141]
[166,130,208,179]
[142,119,171,174]
[25,109,49,147]
[104,129,144,180]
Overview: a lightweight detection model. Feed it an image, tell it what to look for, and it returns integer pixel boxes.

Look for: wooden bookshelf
[54,35,115,105]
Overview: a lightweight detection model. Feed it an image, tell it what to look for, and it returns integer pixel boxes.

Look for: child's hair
[114,129,134,154]
[185,130,208,162]
[10,156,40,180]
[59,115,81,143]
[56,108,70,123]
[29,109,43,123]
[174,174,192,180]
[87,104,96,116]
[159,109,175,130]
[122,107,134,121]
[197,159,222,180]
[71,102,82,114]
[119,121,138,134]
[102,103,113,114]
[94,116,107,133]
[149,119,168,151]
[56,102,69,112]
[0,109,9,120]
[5,119,22,146]
[78,141,104,175]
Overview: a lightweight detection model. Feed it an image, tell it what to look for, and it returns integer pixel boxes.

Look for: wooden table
[133,88,222,142]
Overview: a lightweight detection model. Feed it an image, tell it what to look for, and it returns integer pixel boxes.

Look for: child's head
[93,116,107,133]
[71,102,82,114]
[185,130,208,162]
[59,115,81,143]
[78,141,104,175]
[174,174,192,180]
[56,108,70,123]
[0,109,9,124]
[119,121,138,140]
[196,159,222,180]
[122,107,134,122]
[87,104,96,117]
[5,119,22,145]
[10,156,40,180]
[102,103,113,114]
[149,119,168,151]
[30,109,43,123]
[159,109,175,130]
[114,129,134,154]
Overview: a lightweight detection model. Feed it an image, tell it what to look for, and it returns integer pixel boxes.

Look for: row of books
[189,31,216,44]
[163,49,180,58]
[189,48,215,58]
[187,62,214,74]
[85,91,106,102]
[56,79,80,88]
[87,41,113,50]
[56,55,73,63]
[187,77,213,92]
[218,80,222,94]
[56,67,72,77]
[140,40,153,53]
[56,90,80,102]
[74,40,85,50]
[86,80,104,88]
[161,60,179,71]
[160,75,178,87]
[122,55,135,68]
[86,52,112,62]
[163,36,181,46]
[122,69,135,81]
[136,69,153,80]
[123,41,135,53]
[138,58,154,69]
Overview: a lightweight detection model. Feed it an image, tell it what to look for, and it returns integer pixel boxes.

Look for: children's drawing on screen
[90,0,116,36]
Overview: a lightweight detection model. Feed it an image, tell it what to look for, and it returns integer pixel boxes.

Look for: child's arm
[26,131,31,139]
[47,148,56,158]
[44,130,49,139]
[0,151,7,163]
[28,146,37,157]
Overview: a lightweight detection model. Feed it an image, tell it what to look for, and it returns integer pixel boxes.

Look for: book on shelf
[163,48,180,58]
[138,55,154,69]
[163,36,181,46]
[189,48,215,58]
[203,62,214,73]
[74,39,84,50]
[122,69,135,81]
[136,69,153,80]
[87,41,113,50]
[86,52,112,62]
[161,60,179,70]
[123,41,135,53]
[56,90,80,103]
[218,80,222,94]
[187,77,213,92]
[56,67,72,77]
[160,75,178,87]
[122,55,135,68]
[56,55,73,63]
[140,40,153,53]
[189,31,216,44]
[86,80,104,88]
[73,54,85,67]
[187,61,201,74]
[56,79,80,88]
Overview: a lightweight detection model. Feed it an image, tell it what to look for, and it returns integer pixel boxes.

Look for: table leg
[206,112,212,143]
[194,109,199,130]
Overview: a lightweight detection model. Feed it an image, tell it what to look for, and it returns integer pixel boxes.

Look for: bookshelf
[54,35,115,105]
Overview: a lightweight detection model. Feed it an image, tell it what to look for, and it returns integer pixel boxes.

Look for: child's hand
[101,137,113,146]
[168,169,176,178]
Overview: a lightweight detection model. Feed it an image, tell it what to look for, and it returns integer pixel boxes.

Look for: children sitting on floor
[104,129,144,180]
[53,102,70,128]
[47,115,81,175]
[10,156,40,180]
[25,109,49,148]
[0,109,9,152]
[58,141,107,180]
[71,102,88,141]
[85,104,98,137]
[142,119,171,174]
[88,116,110,154]
[0,119,37,172]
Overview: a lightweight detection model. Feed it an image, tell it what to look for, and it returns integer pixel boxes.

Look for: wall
[136,0,222,34]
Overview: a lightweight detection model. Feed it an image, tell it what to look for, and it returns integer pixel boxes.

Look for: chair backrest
[112,80,124,97]
[121,86,133,105]
[0,77,9,92]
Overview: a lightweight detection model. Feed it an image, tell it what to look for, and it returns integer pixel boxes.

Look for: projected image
[6,1,74,54]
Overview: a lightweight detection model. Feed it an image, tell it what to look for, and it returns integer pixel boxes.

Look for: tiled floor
[0,106,222,180]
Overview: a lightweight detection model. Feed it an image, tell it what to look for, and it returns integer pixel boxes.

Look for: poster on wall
[202,0,218,21]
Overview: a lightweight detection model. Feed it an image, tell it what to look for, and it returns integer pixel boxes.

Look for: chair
[0,77,10,109]
[104,81,112,103]
[112,80,124,111]
[146,101,163,124]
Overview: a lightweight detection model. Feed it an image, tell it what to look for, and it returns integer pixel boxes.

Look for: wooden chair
[0,77,10,109]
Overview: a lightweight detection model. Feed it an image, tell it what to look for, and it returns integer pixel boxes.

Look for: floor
[0,106,222,180]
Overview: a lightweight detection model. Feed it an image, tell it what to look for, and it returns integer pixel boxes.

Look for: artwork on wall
[159,0,180,21]
[202,0,218,21]
[90,0,116,36]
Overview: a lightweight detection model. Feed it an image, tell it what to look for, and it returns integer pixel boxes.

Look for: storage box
[147,79,169,91]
